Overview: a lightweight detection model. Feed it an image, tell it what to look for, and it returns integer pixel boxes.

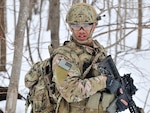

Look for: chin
[78,38,88,41]
[79,39,87,41]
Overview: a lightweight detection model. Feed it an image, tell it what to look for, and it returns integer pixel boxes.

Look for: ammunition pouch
[86,93,101,113]
[85,92,114,113]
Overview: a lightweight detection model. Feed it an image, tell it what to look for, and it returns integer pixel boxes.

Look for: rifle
[98,55,140,113]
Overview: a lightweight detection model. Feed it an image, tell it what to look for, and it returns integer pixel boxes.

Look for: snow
[0,100,26,113]
[1,0,150,113]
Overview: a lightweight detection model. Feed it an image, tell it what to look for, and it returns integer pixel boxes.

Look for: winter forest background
[0,0,150,113]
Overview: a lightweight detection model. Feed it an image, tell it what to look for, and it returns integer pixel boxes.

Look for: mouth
[78,35,87,40]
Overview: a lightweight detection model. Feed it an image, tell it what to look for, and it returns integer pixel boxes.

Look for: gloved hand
[106,76,121,94]
[116,94,128,112]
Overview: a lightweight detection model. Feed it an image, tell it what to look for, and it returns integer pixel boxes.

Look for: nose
[79,27,85,31]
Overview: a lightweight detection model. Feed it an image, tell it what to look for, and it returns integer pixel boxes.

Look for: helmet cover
[66,3,98,24]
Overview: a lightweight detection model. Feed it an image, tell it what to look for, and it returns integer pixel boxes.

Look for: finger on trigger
[120,99,128,106]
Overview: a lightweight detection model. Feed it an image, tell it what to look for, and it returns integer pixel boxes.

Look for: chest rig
[64,40,107,78]
[51,40,110,113]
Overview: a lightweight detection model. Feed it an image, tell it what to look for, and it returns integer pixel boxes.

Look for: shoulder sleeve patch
[55,59,72,83]
[58,59,72,70]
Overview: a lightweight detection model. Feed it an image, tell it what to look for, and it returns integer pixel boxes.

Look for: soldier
[51,3,128,113]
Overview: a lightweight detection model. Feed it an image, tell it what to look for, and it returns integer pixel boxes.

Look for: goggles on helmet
[70,23,93,30]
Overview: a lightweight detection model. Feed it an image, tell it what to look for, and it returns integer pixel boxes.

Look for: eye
[88,23,93,25]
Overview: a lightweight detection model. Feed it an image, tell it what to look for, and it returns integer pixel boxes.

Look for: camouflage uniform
[51,38,115,113]
[25,3,144,113]
[25,3,115,113]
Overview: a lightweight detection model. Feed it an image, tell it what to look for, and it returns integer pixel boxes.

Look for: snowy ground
[0,100,26,113]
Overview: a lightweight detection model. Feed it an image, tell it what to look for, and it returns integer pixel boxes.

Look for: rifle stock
[98,55,140,113]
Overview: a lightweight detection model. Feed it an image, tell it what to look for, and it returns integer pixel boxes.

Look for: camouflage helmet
[66,3,98,24]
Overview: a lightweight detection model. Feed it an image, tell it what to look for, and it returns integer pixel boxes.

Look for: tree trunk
[137,0,142,49]
[5,0,29,113]
[49,0,60,49]
[0,0,6,71]
[72,0,80,4]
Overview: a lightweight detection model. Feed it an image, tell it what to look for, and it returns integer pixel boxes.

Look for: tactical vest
[51,40,115,113]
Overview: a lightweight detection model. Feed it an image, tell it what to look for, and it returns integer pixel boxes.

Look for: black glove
[106,76,121,94]
[116,94,128,112]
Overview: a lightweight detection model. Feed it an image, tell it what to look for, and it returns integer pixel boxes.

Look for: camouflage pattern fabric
[25,59,57,113]
[66,3,98,24]
[24,39,115,113]
[51,39,115,113]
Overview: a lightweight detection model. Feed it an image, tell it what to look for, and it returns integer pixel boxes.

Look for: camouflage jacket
[51,39,115,113]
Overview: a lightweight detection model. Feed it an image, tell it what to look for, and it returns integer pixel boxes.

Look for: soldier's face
[70,23,96,41]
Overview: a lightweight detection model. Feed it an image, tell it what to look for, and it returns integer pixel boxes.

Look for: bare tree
[0,0,150,112]
[5,0,29,112]
[0,0,6,71]
[72,0,80,4]
[94,0,149,52]
[137,0,143,49]
[48,0,60,49]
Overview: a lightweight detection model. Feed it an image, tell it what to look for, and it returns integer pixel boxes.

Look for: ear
[70,28,73,32]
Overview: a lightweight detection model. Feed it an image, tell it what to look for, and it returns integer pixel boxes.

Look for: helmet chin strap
[71,26,94,46]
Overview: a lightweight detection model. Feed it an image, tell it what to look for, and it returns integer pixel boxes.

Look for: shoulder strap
[82,52,104,79]
[82,40,107,79]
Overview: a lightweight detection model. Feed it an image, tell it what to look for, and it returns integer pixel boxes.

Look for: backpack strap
[42,59,57,111]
